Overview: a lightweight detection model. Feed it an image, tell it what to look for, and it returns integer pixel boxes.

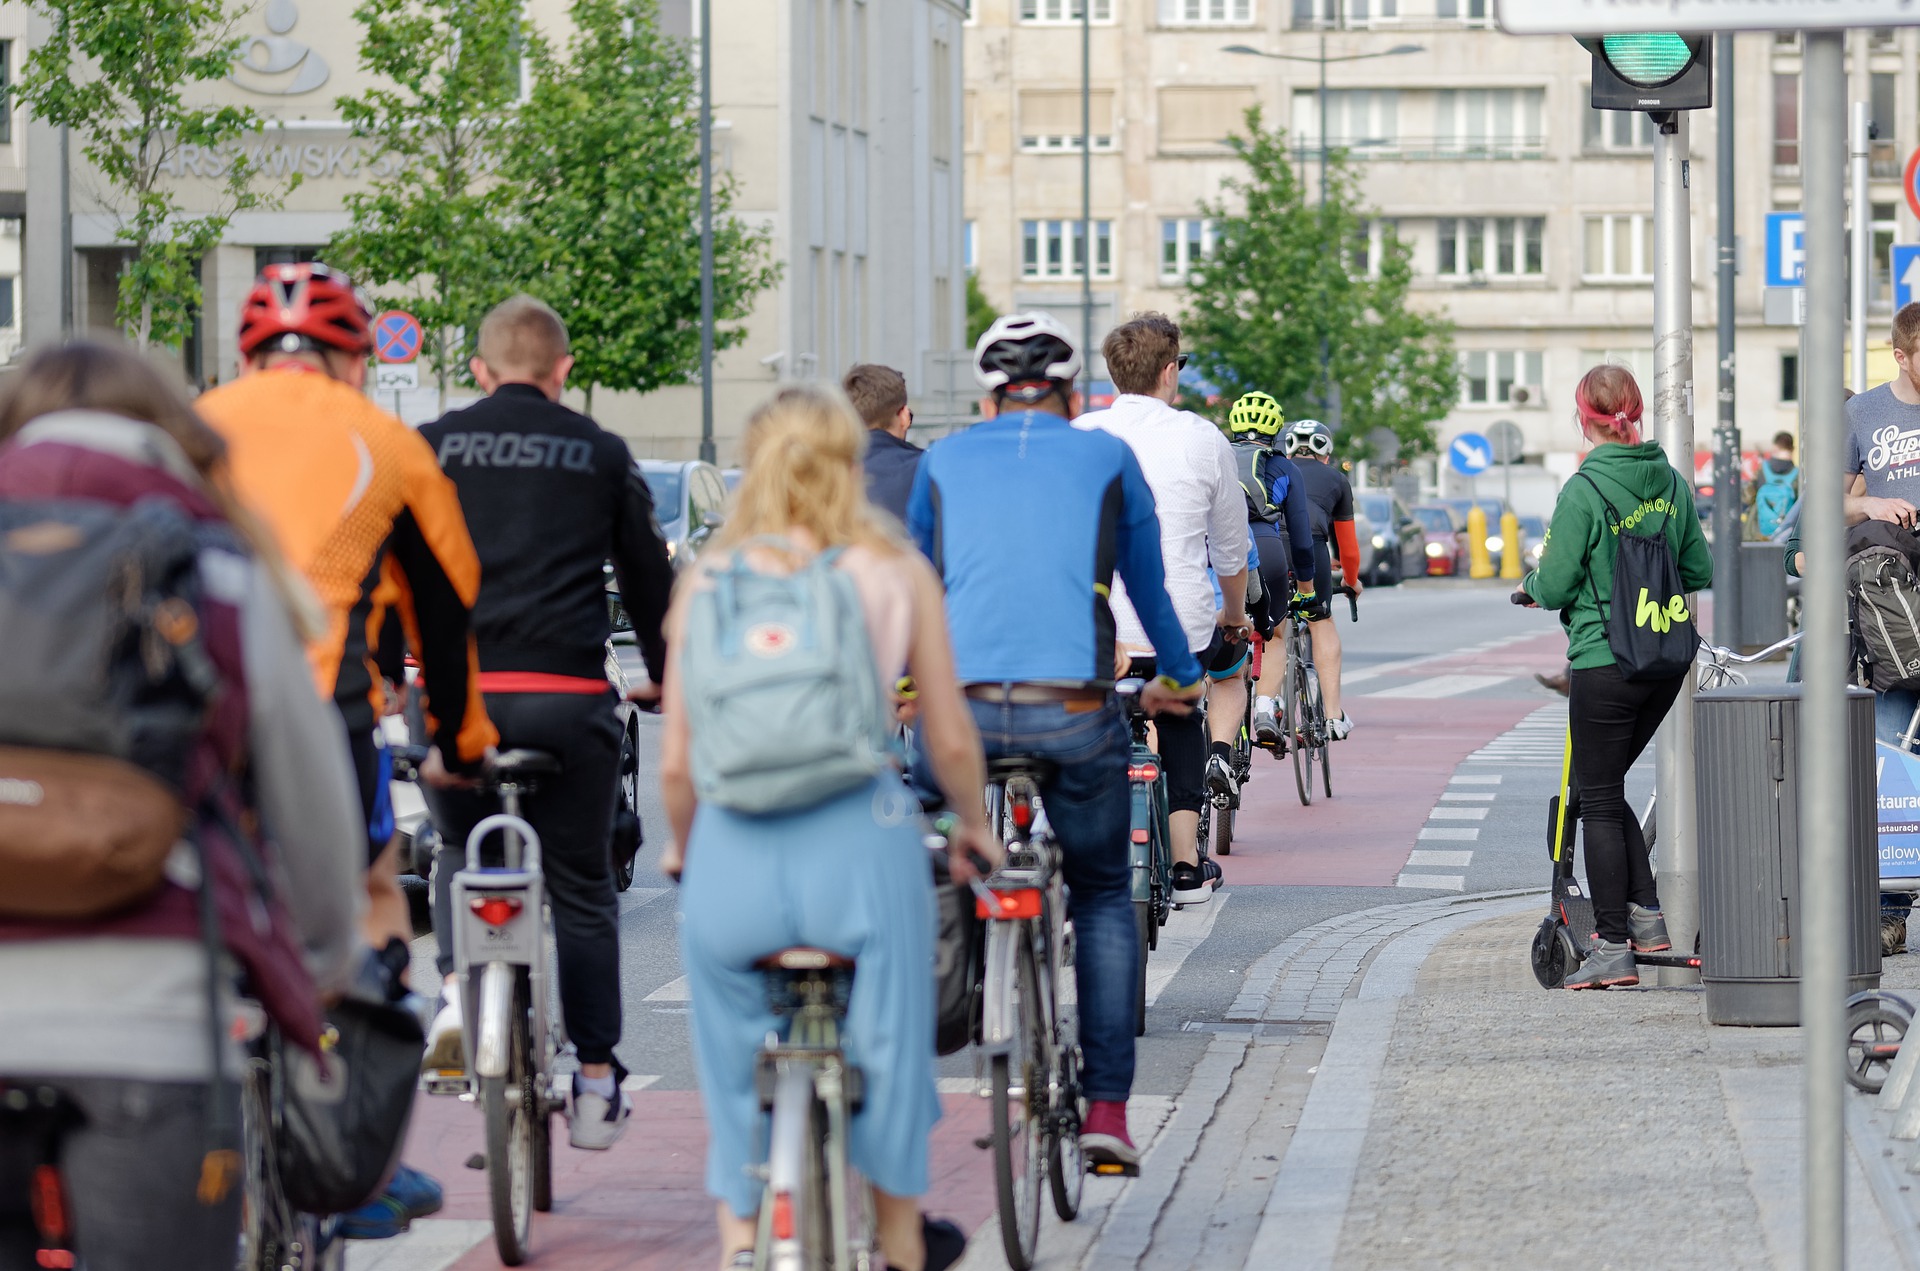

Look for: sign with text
[1878,742,1920,885]
[1500,1,1920,35]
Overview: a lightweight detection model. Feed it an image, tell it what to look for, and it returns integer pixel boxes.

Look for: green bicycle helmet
[1227,391,1285,438]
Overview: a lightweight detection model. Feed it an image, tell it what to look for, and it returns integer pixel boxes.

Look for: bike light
[1425,542,1446,558]
[1131,827,1150,844]
[771,1191,794,1241]
[1127,762,1160,782]
[977,888,1043,921]
[469,896,524,928]
[1010,797,1034,831]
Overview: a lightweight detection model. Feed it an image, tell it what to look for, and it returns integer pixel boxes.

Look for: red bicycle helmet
[238,262,374,358]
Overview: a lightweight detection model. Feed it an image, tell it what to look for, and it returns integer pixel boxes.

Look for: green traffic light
[1600,33,1696,87]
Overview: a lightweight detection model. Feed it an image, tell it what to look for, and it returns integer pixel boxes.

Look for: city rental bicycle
[435,750,567,1267]
[1119,679,1173,1038]
[1281,588,1359,806]
[977,757,1086,1271]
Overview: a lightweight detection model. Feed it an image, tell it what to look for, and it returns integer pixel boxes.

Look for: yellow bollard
[1467,504,1494,579]
[1500,511,1524,580]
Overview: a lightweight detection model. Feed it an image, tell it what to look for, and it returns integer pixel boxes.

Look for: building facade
[962,3,1918,509]
[8,0,967,461]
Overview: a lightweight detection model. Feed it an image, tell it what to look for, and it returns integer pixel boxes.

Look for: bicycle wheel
[1132,899,1150,1037]
[990,936,1043,1270]
[1290,651,1313,807]
[1320,701,1334,800]
[1216,797,1234,856]
[1047,1034,1085,1222]
[484,974,536,1266]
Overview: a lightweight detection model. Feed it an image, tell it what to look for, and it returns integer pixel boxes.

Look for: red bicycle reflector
[1127,763,1159,783]
[1130,828,1150,844]
[1010,798,1034,831]
[469,896,524,927]
[977,888,1042,921]
[771,1192,794,1240]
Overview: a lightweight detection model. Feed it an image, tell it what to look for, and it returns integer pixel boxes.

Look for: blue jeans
[1877,689,1919,920]
[918,698,1136,1103]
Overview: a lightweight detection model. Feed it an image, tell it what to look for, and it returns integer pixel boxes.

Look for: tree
[966,272,998,348]
[501,0,776,412]
[1180,108,1458,460]
[17,0,284,349]
[328,0,525,406]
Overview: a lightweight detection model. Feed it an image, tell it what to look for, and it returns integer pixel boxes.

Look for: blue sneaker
[339,1164,443,1240]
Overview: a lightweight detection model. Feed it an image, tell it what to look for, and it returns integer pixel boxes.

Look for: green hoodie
[1521,441,1714,670]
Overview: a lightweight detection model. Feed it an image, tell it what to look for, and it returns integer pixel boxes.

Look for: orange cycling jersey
[200,365,496,767]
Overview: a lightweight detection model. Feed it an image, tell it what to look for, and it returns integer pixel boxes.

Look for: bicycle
[1119,679,1173,1038]
[1280,588,1359,806]
[240,1032,345,1271]
[432,749,566,1267]
[975,756,1086,1271]
[1211,641,1261,858]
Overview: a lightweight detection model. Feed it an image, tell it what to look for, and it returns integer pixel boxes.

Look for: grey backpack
[681,541,893,814]
[1846,519,1920,692]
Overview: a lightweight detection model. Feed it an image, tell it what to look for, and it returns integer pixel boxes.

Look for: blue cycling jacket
[908,410,1204,688]
[1261,452,1318,579]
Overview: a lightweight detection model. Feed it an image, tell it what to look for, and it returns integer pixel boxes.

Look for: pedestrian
[844,363,921,524]
[659,385,994,1271]
[1515,364,1712,989]
[0,341,363,1270]
[1745,429,1799,541]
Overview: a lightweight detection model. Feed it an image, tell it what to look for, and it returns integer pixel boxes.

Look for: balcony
[1294,135,1547,161]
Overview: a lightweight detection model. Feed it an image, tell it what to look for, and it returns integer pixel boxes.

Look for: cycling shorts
[349,729,397,865]
[1249,524,1294,630]
[1201,626,1250,681]
[1307,539,1335,622]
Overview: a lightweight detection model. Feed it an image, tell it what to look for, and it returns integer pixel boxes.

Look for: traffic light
[1580,33,1711,112]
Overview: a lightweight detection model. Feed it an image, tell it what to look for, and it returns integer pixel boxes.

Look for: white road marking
[1406,850,1474,867]
[643,975,690,1002]
[1427,807,1489,821]
[1144,892,1229,1009]
[1418,827,1479,841]
[936,1076,983,1094]
[1451,774,1503,785]
[1439,791,1496,801]
[1363,674,1510,700]
[1395,873,1466,891]
[621,1073,661,1092]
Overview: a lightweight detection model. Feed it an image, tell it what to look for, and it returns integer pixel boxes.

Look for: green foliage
[1180,108,1458,459]
[328,0,527,396]
[502,0,776,407]
[965,272,997,348]
[18,0,286,349]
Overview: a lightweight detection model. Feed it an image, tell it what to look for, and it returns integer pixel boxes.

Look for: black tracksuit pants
[428,692,625,1065]
[1569,664,1688,945]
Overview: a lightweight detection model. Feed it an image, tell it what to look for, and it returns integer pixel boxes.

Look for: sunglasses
[1176,354,1190,371]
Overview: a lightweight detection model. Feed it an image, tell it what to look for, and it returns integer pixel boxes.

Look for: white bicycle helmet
[1283,418,1335,458]
[973,312,1084,401]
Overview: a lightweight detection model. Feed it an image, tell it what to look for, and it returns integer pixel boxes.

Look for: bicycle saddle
[755,947,856,972]
[491,749,563,779]
[987,756,1059,785]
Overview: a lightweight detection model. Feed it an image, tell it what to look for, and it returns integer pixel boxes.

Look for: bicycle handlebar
[1698,631,1802,665]
[1290,585,1359,623]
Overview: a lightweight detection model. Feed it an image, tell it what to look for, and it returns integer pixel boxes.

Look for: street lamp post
[1222,36,1423,436]
[1081,0,1093,400]
[698,0,716,465]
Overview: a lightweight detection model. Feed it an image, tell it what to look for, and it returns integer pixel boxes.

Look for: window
[1161,0,1252,24]
[1290,89,1398,156]
[1435,0,1491,20]
[1160,86,1257,150]
[1582,214,1653,281]
[1583,105,1655,153]
[1872,202,1898,310]
[1872,73,1898,178]
[1437,217,1543,278]
[1293,0,1404,26]
[1022,219,1114,279]
[1020,89,1115,152]
[964,221,977,275]
[1774,73,1798,170]
[1581,348,1657,387]
[1020,0,1112,21]
[0,42,12,145]
[1781,352,1800,404]
[1162,218,1219,280]
[1459,351,1544,406]
[1433,89,1544,159]
[1350,218,1395,278]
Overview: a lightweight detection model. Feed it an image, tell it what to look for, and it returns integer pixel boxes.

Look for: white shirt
[1076,394,1249,654]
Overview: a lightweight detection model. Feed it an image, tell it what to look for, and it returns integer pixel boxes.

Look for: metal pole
[698,0,716,463]
[58,124,71,338]
[1318,28,1331,421]
[1712,33,1741,655]
[1080,0,1092,398]
[1800,33,1848,1271]
[1651,110,1699,986]
[1851,100,1870,395]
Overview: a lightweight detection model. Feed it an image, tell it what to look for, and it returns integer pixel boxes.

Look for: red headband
[1574,378,1643,445]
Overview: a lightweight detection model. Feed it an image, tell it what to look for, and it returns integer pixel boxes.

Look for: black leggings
[1569,664,1687,944]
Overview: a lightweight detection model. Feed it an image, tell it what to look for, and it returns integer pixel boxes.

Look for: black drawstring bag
[1575,471,1700,682]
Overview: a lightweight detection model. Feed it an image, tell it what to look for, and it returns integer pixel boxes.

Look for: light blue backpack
[681,541,894,814]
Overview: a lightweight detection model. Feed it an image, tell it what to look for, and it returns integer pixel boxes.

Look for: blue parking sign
[1765,212,1805,288]
[1895,245,1920,311]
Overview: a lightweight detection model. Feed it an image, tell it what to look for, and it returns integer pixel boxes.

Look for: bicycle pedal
[465,1153,486,1171]
[1089,1161,1139,1178]
[973,1135,993,1150]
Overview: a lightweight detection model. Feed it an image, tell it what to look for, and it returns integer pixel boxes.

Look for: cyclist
[1283,419,1364,740]
[1076,313,1250,906]
[0,342,362,1270]
[415,295,675,1147]
[1225,391,1317,752]
[662,386,992,1271]
[197,261,497,1236]
[909,312,1204,1176]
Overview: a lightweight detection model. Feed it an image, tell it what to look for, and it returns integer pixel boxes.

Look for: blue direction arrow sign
[1765,212,1805,288]
[1449,432,1493,477]
[1895,245,1920,311]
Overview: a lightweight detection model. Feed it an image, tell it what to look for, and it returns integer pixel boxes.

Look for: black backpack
[1574,471,1700,682]
[1845,519,1920,692]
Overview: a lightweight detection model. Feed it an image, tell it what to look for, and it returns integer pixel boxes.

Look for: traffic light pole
[1711,34,1741,656]
[1801,33,1849,1271]
[1651,110,1700,986]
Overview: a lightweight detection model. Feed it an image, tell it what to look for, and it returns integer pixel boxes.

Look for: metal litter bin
[1739,541,1789,650]
[1695,684,1880,1026]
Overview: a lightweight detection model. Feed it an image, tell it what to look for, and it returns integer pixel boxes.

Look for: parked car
[639,458,729,566]
[1411,504,1470,577]
[1356,492,1427,586]
[1518,514,1548,572]
[1438,497,1511,572]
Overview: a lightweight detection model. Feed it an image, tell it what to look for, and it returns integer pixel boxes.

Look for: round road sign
[373,310,423,364]
[1906,149,1920,225]
[1487,420,1526,465]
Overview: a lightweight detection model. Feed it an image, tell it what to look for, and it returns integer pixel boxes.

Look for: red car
[1411,504,1470,577]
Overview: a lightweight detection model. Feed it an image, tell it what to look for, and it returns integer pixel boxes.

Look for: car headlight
[1425,541,1446,558]
[1371,534,1386,549]
[1486,535,1504,554]
[665,539,678,561]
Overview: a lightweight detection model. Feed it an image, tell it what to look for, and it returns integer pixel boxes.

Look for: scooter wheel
[1845,990,1914,1094]
[1530,917,1570,990]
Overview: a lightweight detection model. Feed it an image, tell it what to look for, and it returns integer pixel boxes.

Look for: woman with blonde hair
[660,385,996,1271]
[1515,364,1711,990]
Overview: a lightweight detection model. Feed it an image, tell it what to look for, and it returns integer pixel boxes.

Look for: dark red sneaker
[1081,1099,1140,1176]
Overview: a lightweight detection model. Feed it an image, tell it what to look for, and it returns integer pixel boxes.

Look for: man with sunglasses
[1077,313,1250,908]
[1283,419,1363,739]
[845,363,922,523]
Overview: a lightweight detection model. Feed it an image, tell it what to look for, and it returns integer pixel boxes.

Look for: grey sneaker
[1884,915,1909,957]
[421,993,465,1075]
[1629,904,1671,953]
[1253,700,1282,748]
[1565,939,1638,990]
[567,1078,631,1150]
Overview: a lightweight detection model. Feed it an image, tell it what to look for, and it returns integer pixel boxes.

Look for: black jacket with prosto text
[419,384,673,684]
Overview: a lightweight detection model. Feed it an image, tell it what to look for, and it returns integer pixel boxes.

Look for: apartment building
[11,0,968,459]
[963,3,1919,501]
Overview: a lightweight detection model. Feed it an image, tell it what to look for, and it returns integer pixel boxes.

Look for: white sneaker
[568,1078,631,1150]
[1253,700,1282,748]
[422,993,465,1074]
[1328,712,1353,741]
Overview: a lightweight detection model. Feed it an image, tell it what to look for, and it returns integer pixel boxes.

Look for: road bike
[1211,642,1260,858]
[1119,679,1173,1038]
[1281,588,1359,806]
[976,756,1086,1271]
[750,946,874,1271]
[432,750,568,1267]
